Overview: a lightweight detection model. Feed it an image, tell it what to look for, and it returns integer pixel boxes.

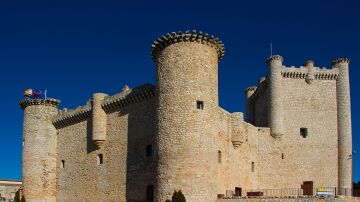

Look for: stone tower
[20,98,60,202]
[267,55,284,138]
[333,58,353,195]
[151,31,225,201]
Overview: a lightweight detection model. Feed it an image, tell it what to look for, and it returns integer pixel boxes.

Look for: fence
[221,187,356,198]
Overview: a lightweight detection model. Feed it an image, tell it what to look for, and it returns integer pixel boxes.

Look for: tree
[14,190,20,202]
[172,190,186,202]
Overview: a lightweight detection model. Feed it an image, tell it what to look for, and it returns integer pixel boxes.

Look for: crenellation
[151,30,225,62]
[20,98,60,109]
[102,83,155,113]
[281,66,338,80]
[52,103,91,129]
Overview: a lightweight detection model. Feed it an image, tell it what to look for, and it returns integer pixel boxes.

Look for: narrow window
[98,154,103,165]
[300,128,308,138]
[196,101,204,110]
[218,150,222,163]
[61,160,65,168]
[146,185,154,201]
[281,153,284,159]
[146,145,153,157]
[251,162,255,172]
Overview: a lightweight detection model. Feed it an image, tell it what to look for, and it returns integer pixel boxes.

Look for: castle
[19,31,353,202]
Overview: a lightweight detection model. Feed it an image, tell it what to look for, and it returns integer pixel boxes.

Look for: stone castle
[19,31,353,202]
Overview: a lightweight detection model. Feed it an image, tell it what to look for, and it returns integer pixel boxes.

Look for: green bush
[14,190,20,202]
[172,190,186,202]
[14,191,25,202]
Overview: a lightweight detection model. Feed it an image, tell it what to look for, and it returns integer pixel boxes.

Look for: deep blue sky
[0,0,359,183]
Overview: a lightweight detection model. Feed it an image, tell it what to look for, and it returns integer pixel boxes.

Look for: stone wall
[56,97,155,202]
[256,66,339,189]
[216,108,262,197]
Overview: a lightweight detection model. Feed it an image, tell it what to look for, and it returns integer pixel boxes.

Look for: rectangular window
[251,162,255,172]
[218,150,222,163]
[98,154,103,165]
[196,101,204,110]
[146,145,153,157]
[61,160,65,168]
[300,128,308,138]
[146,185,154,201]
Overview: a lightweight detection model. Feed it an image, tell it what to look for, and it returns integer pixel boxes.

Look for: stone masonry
[19,30,353,202]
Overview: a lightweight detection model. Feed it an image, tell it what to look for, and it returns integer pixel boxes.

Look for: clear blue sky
[0,0,359,183]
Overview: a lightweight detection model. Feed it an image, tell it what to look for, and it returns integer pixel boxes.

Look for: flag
[23,89,47,99]
[24,89,33,97]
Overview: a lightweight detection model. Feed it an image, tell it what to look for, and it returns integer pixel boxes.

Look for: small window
[61,160,65,168]
[146,145,153,157]
[196,101,204,110]
[281,153,284,159]
[251,162,255,172]
[97,154,103,165]
[146,185,154,201]
[300,128,308,138]
[218,150,222,163]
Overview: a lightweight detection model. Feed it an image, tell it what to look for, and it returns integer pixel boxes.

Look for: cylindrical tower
[20,98,60,202]
[92,93,108,148]
[333,58,353,195]
[151,31,225,202]
[267,55,284,138]
[244,86,257,124]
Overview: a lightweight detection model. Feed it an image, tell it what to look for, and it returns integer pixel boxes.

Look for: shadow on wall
[79,86,156,201]
[119,99,155,202]
[86,119,96,153]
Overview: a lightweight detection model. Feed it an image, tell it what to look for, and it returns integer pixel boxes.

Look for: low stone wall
[218,196,360,202]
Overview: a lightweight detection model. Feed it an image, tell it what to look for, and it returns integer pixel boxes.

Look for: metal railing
[220,187,357,198]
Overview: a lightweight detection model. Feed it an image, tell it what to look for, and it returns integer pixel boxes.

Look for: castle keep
[19,31,353,202]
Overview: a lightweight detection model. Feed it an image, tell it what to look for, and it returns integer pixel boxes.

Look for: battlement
[244,86,257,93]
[151,30,225,61]
[53,102,91,129]
[266,55,284,64]
[102,83,155,113]
[52,83,155,128]
[20,98,60,110]
[332,58,350,65]
[281,66,338,80]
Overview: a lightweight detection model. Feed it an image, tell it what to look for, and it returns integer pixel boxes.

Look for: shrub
[172,190,186,202]
[14,190,20,202]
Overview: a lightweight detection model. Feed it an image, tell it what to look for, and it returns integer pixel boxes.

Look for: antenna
[270,43,273,56]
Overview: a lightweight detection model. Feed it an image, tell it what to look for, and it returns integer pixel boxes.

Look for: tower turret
[92,93,108,148]
[304,60,315,84]
[267,55,284,138]
[151,30,224,201]
[20,98,60,202]
[333,58,353,195]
